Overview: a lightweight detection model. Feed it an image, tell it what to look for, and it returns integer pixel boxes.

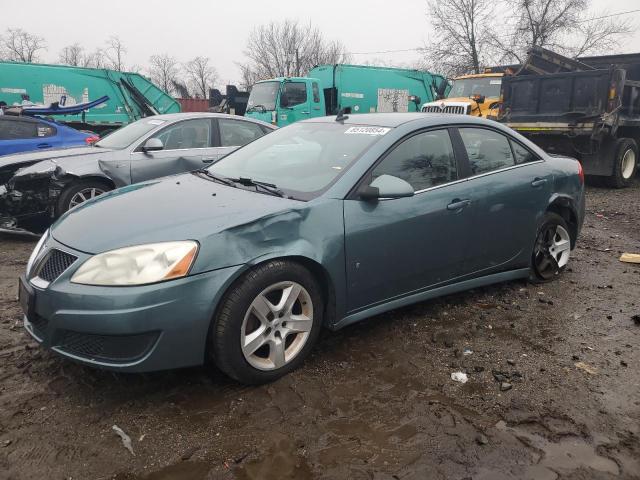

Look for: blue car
[0,115,96,156]
[19,113,585,384]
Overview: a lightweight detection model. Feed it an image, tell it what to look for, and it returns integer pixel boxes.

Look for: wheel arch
[62,174,116,190]
[546,196,579,248]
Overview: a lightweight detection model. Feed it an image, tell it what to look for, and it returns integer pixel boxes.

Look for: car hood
[50,172,306,257]
[0,146,111,170]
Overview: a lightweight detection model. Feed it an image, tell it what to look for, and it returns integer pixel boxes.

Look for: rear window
[0,119,38,140]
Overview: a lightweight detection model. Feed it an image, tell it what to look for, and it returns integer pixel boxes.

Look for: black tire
[607,138,638,188]
[56,179,112,216]
[210,260,323,384]
[530,212,572,283]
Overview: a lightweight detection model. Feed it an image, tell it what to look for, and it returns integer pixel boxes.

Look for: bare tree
[1,28,46,62]
[59,43,85,66]
[495,0,632,62]
[184,56,218,99]
[149,54,180,95]
[239,20,350,84]
[104,36,127,71]
[422,0,496,77]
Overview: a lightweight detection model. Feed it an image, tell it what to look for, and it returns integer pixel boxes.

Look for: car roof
[302,112,501,129]
[149,112,272,125]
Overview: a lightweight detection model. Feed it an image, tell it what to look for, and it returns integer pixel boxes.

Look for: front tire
[56,179,111,216]
[530,212,572,282]
[211,260,323,384]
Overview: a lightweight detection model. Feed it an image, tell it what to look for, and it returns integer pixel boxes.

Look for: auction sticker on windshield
[344,127,391,135]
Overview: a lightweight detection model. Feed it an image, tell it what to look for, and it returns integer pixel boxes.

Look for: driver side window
[281,82,307,108]
[372,129,458,191]
[150,119,212,151]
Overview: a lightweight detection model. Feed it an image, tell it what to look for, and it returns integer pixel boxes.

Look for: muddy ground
[1,180,639,480]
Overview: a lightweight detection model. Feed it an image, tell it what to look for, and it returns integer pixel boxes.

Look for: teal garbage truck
[0,62,180,134]
[245,64,448,126]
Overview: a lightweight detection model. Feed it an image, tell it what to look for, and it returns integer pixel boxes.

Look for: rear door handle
[201,156,216,163]
[531,177,548,188]
[447,199,471,211]
[37,143,52,149]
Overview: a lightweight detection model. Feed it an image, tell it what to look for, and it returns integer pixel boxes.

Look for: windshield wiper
[246,104,267,113]
[228,177,285,197]
[193,169,236,186]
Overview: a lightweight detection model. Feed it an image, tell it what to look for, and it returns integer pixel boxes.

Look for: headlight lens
[70,241,198,286]
[26,229,49,275]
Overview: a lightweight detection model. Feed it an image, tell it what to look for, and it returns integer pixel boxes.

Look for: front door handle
[201,156,216,163]
[300,111,310,114]
[37,143,52,149]
[531,177,548,188]
[447,199,471,211]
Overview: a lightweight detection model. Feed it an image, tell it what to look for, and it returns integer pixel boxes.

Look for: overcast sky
[4,0,640,87]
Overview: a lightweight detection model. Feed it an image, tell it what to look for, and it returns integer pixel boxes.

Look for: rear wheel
[210,260,323,384]
[608,138,638,188]
[530,212,572,282]
[56,179,111,216]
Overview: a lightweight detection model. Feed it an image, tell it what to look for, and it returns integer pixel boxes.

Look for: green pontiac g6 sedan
[19,113,585,384]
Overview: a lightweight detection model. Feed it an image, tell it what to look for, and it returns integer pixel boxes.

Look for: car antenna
[335,108,349,122]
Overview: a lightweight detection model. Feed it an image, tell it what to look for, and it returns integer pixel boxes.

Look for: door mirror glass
[142,137,164,152]
[360,174,414,200]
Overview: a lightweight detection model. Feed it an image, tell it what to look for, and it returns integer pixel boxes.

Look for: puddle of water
[496,420,620,476]
[234,435,312,480]
[115,461,211,480]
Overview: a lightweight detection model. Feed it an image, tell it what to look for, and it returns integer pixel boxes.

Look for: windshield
[208,122,389,199]
[247,82,279,112]
[448,77,502,99]
[95,118,165,149]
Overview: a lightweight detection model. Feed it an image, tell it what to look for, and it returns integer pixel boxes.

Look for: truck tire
[608,138,638,188]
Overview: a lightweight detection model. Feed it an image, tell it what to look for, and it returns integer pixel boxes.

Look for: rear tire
[607,138,637,188]
[210,260,323,384]
[56,179,111,216]
[530,212,572,283]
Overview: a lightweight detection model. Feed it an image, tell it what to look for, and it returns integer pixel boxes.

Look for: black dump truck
[499,47,640,187]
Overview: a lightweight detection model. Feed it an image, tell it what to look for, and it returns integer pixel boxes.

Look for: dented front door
[130,118,216,183]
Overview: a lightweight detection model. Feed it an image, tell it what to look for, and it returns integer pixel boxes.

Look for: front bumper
[22,238,244,372]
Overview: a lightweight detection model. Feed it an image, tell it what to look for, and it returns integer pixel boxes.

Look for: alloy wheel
[69,187,106,209]
[240,281,313,371]
[534,224,571,280]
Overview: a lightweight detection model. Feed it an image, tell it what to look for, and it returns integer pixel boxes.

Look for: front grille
[36,249,77,283]
[54,330,159,364]
[422,105,469,115]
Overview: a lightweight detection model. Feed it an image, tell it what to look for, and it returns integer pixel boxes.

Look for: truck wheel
[608,138,638,188]
[210,260,323,384]
[56,179,112,216]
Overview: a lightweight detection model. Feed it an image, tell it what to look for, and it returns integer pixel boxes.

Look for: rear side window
[511,140,538,164]
[0,119,38,140]
[372,129,458,191]
[218,119,266,147]
[459,128,515,175]
[281,82,307,107]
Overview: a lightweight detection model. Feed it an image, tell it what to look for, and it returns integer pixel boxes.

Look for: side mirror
[359,174,414,201]
[470,94,486,104]
[280,94,290,108]
[142,138,163,152]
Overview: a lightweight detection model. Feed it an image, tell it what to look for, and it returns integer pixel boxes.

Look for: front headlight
[71,241,198,286]
[26,229,49,276]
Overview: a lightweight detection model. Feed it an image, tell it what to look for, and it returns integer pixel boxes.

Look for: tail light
[85,135,100,145]
[577,161,584,184]
[607,81,617,112]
